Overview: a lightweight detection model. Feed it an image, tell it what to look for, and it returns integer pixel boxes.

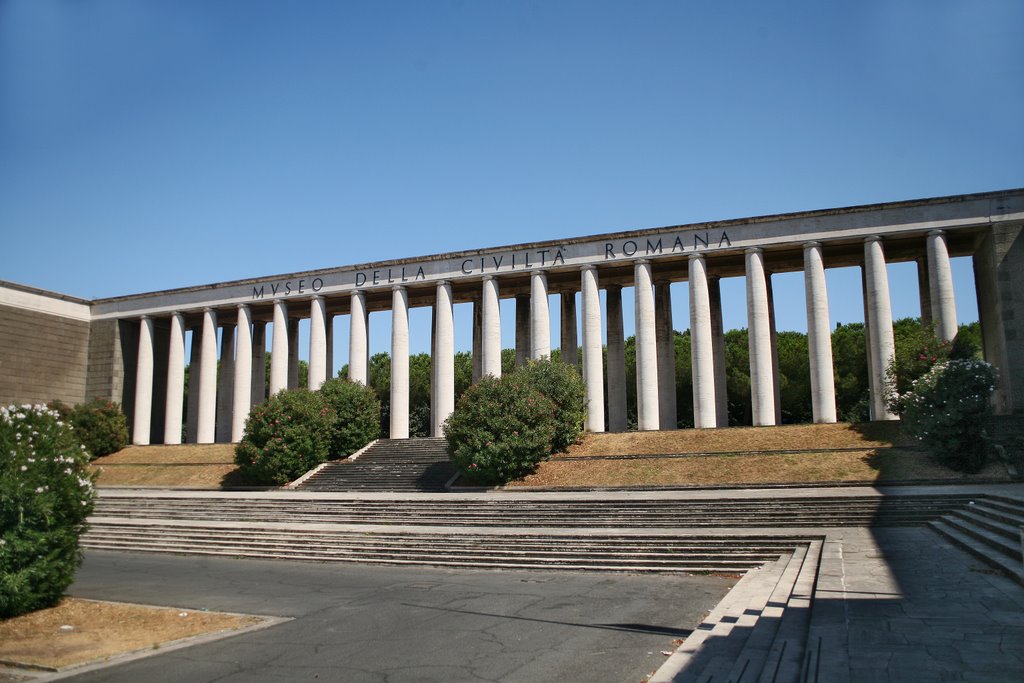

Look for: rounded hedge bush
[319,377,381,458]
[515,359,587,452]
[1,404,96,618]
[234,389,335,485]
[69,399,129,459]
[443,374,557,485]
[900,359,996,473]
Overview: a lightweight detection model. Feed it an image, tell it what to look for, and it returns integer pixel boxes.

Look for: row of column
[132,231,959,444]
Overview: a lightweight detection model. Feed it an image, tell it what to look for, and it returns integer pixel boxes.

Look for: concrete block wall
[0,287,91,406]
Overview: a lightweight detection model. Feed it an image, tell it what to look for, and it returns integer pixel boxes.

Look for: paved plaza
[11,483,1017,682]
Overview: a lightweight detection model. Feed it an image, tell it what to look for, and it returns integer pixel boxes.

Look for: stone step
[929,519,1024,585]
[81,542,764,574]
[951,507,1024,542]
[83,529,785,560]
[932,515,1021,559]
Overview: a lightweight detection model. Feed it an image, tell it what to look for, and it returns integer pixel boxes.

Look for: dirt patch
[559,423,907,459]
[508,449,1010,488]
[91,445,243,489]
[0,598,264,671]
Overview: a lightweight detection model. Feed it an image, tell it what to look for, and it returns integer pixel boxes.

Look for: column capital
[436,279,450,288]
[203,307,215,314]
[580,264,597,272]
[531,269,545,276]
[481,274,495,282]
[688,252,706,262]
[634,258,650,266]
[138,314,151,321]
[803,240,822,249]
[864,234,883,244]
[744,247,763,255]
[310,294,324,302]
[392,284,406,293]
[927,229,945,237]
[236,303,249,311]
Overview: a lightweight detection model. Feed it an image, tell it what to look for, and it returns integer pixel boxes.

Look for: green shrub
[899,359,996,473]
[1,404,96,618]
[443,374,557,485]
[69,399,129,459]
[515,359,587,452]
[234,390,335,485]
[319,378,381,458]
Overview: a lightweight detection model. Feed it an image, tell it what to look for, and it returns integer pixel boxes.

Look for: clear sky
[2,1,1022,361]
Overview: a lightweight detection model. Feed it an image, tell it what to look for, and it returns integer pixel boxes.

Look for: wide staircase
[295,437,455,492]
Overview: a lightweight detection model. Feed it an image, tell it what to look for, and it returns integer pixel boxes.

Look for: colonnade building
[2,189,1022,445]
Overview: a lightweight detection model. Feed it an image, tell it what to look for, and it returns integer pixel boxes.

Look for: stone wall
[975,222,1024,415]
[0,295,90,406]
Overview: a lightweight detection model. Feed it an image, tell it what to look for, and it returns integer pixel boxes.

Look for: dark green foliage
[516,359,588,451]
[319,378,381,458]
[830,322,870,422]
[1,405,96,618]
[899,359,996,473]
[443,374,556,485]
[234,390,335,485]
[68,399,129,459]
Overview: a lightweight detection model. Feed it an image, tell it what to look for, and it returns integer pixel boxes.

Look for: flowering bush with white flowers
[899,359,997,473]
[1,404,96,618]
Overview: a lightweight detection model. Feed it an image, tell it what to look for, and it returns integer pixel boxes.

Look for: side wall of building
[975,222,1024,414]
[0,287,91,406]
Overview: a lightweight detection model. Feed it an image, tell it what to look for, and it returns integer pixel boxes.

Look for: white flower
[34,486,44,493]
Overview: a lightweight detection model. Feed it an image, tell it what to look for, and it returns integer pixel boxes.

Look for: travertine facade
[2,188,1023,444]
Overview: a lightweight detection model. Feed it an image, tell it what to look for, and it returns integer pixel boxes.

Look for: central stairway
[296,437,455,492]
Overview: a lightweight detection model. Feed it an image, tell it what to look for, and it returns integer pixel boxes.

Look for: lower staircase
[929,493,1024,584]
[295,438,455,492]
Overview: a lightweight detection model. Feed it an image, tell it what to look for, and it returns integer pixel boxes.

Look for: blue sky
[2,1,1022,361]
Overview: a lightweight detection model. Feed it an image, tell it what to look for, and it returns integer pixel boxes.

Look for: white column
[349,291,368,384]
[270,301,289,395]
[197,309,218,444]
[708,276,729,427]
[163,313,186,444]
[689,255,717,429]
[864,236,897,420]
[390,286,410,439]
[606,285,628,432]
[746,248,776,426]
[251,321,266,407]
[215,325,235,443]
[655,282,676,430]
[634,259,660,431]
[232,305,253,442]
[433,282,455,435]
[804,242,838,424]
[766,275,783,425]
[287,319,299,389]
[132,316,154,445]
[308,296,328,389]
[482,276,502,377]
[927,230,958,342]
[581,266,605,432]
[530,270,550,359]
[560,291,578,367]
